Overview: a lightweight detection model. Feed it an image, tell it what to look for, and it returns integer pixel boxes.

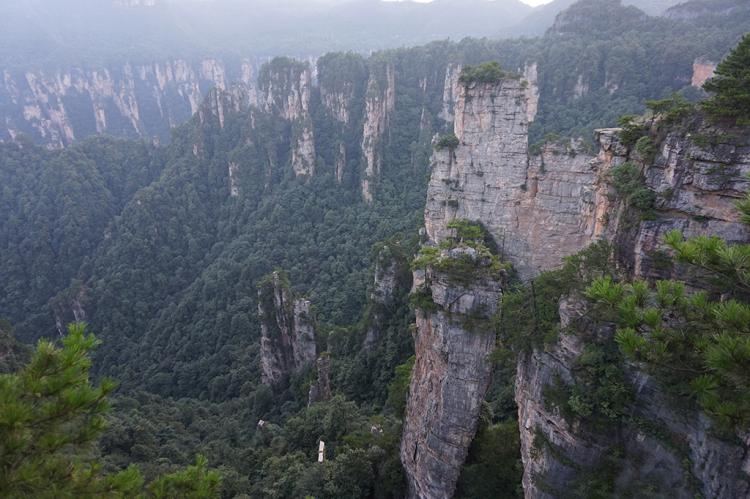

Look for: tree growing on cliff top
[703,33,750,125]
[0,323,221,498]
[459,62,506,85]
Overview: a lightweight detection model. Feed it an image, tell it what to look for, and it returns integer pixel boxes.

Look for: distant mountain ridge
[509,0,685,35]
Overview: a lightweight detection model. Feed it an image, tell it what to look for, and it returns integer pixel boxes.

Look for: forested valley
[1,1,749,497]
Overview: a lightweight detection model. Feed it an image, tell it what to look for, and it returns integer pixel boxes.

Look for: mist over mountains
[1,0,750,497]
[0,0,692,68]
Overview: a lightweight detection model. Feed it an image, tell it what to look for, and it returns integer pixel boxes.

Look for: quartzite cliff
[402,68,749,498]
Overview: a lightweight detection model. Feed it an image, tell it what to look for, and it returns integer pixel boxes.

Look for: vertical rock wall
[259,61,317,178]
[424,76,605,280]
[516,124,750,498]
[0,58,261,148]
[360,64,396,202]
[257,272,317,386]
[401,253,502,499]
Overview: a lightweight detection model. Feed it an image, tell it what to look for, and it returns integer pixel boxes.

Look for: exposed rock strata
[401,250,502,499]
[424,77,603,280]
[0,58,260,148]
[522,62,539,123]
[259,61,316,178]
[516,125,750,498]
[361,64,396,202]
[517,296,750,499]
[691,58,716,88]
[257,272,317,386]
[412,64,750,498]
[438,64,462,123]
[596,124,750,280]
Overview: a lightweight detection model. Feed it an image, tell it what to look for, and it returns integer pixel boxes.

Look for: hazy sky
[387,0,556,6]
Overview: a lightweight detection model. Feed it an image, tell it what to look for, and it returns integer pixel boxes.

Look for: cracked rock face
[425,77,605,281]
[257,272,317,386]
[0,58,260,148]
[516,297,750,499]
[516,125,750,499]
[416,70,750,499]
[401,261,502,499]
[597,124,750,281]
[360,64,395,202]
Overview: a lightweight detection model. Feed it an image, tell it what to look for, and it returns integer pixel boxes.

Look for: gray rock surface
[257,272,317,386]
[412,68,750,499]
[0,58,260,147]
[424,77,606,281]
[401,259,502,499]
[307,354,333,406]
[258,62,316,178]
[516,296,750,499]
[360,64,395,202]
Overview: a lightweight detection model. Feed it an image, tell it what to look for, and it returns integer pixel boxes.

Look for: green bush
[459,62,506,85]
[436,134,460,150]
[610,162,655,214]
[645,93,694,125]
[634,136,657,162]
[617,115,648,146]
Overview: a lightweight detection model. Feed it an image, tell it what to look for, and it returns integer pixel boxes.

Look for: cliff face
[516,125,750,498]
[257,272,317,386]
[424,78,604,280]
[401,248,503,499]
[594,124,750,281]
[402,75,539,498]
[516,295,750,499]
[258,60,316,178]
[0,58,261,148]
[360,64,396,202]
[410,64,750,498]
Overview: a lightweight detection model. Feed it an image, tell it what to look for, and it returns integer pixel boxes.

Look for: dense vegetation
[0,323,220,498]
[1,3,748,498]
[458,62,509,85]
[587,200,750,432]
[703,33,750,125]
[1,52,430,498]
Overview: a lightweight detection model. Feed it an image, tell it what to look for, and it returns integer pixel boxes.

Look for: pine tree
[0,323,221,498]
[585,187,750,431]
[703,33,750,125]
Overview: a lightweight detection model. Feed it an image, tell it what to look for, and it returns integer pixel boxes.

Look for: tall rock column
[401,242,503,499]
[258,58,316,178]
[400,74,534,498]
[257,272,317,386]
[424,75,606,280]
[360,64,396,202]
